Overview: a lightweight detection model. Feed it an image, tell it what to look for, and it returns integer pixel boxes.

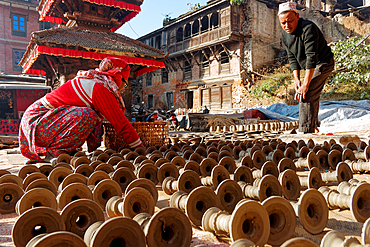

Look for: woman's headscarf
[75,57,131,109]
[98,57,131,89]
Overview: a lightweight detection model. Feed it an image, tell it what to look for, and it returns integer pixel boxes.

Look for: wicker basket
[103,121,169,150]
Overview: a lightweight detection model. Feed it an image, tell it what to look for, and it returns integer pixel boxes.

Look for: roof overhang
[22,45,165,77]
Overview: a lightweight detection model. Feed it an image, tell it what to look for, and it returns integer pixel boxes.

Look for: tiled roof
[31,27,165,58]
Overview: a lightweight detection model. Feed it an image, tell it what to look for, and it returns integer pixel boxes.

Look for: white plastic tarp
[252,100,370,123]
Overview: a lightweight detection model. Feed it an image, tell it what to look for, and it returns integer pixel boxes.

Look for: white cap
[278,2,298,15]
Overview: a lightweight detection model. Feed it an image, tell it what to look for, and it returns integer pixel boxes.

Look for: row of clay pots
[146,135,369,173]
[208,120,299,133]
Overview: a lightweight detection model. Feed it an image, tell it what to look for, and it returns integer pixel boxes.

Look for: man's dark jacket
[281,18,333,71]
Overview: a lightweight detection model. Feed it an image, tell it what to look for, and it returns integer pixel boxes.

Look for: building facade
[137,0,247,113]
[0,0,55,75]
[136,0,370,113]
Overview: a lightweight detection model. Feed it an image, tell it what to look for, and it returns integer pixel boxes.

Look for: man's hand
[294,79,301,101]
[294,79,300,91]
[295,83,309,102]
[293,70,302,101]
[294,68,314,102]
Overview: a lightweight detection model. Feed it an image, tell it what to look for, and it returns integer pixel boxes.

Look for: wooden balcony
[168,25,231,54]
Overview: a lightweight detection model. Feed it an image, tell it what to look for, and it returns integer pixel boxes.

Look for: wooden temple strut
[45,56,58,78]
[183,54,193,67]
[174,57,183,71]
[221,43,232,60]
[209,46,218,61]
[201,50,211,63]
[190,52,200,66]
[164,60,175,72]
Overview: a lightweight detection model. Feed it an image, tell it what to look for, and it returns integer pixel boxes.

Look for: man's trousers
[299,59,335,133]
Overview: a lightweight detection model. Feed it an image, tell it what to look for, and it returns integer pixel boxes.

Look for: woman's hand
[137,143,146,149]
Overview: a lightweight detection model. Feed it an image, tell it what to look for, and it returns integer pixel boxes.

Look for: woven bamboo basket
[103,121,169,150]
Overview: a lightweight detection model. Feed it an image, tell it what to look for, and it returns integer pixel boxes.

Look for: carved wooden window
[192,20,199,36]
[162,32,167,45]
[210,12,219,29]
[184,24,191,39]
[161,69,168,84]
[169,30,176,46]
[210,87,221,109]
[184,59,192,81]
[200,52,210,78]
[219,51,230,74]
[201,88,209,107]
[176,27,183,42]
[220,8,230,27]
[90,5,98,14]
[166,92,174,109]
[154,35,161,49]
[201,16,208,33]
[231,5,240,31]
[146,72,152,86]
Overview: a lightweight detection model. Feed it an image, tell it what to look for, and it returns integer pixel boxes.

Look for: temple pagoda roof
[20,27,166,77]
[38,0,143,32]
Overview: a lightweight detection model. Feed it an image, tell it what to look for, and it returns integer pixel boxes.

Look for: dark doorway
[186,91,193,109]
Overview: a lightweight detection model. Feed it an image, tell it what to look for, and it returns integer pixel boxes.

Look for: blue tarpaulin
[252,100,370,122]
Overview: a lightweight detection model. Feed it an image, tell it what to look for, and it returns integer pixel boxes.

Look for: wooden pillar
[208,87,211,109]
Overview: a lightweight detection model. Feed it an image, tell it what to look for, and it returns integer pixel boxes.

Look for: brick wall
[0,2,41,74]
[249,0,281,69]
[229,42,241,75]
[142,69,177,110]
[232,78,248,109]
